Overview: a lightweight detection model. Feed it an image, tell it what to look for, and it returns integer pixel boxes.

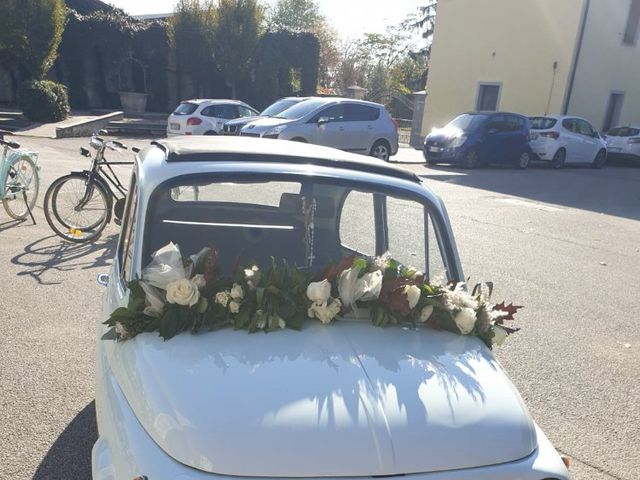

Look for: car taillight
[628,137,640,144]
[391,117,399,131]
[187,117,202,126]
[540,131,560,140]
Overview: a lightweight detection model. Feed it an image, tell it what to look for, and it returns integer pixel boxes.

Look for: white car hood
[108,322,536,477]
[242,117,295,133]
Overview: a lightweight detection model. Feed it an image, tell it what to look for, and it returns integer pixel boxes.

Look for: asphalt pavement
[0,137,638,479]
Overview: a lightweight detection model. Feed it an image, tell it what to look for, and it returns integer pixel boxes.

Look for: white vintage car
[94,137,570,480]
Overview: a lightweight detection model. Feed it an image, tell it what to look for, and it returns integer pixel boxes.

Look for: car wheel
[425,157,438,166]
[516,151,531,169]
[463,149,479,169]
[204,130,217,136]
[592,149,607,169]
[552,149,566,169]
[370,140,390,161]
[291,137,307,143]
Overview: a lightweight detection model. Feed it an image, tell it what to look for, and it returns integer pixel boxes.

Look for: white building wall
[568,0,640,131]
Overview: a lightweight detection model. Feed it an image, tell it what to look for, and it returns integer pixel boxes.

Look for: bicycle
[0,129,40,223]
[43,131,136,243]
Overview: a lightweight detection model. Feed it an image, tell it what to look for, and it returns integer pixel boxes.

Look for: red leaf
[492,302,523,322]
[322,255,355,282]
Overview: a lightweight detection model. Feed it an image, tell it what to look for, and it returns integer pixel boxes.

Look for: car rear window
[173,102,198,115]
[607,126,640,136]
[346,104,380,121]
[529,117,557,130]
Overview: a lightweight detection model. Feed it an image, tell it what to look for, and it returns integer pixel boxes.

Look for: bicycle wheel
[2,155,39,220]
[44,173,110,243]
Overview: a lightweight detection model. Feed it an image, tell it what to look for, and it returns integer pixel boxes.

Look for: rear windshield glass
[173,102,198,115]
[446,114,488,132]
[529,117,558,130]
[261,99,305,117]
[607,127,640,136]
[144,175,449,281]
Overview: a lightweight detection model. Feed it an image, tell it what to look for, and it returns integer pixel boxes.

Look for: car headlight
[266,125,287,137]
[449,135,467,148]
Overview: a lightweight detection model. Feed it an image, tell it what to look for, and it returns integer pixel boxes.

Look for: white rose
[311,298,342,324]
[419,305,434,323]
[403,285,421,310]
[230,283,244,300]
[215,291,230,307]
[166,278,200,307]
[191,274,206,289]
[307,279,331,304]
[454,307,477,335]
[229,301,240,314]
[492,325,509,346]
[115,322,130,340]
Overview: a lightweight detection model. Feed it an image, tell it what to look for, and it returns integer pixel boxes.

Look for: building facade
[421,0,640,135]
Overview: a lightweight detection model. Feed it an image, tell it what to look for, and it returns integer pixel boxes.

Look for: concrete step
[107,118,166,137]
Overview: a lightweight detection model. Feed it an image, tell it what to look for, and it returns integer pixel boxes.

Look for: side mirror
[592,131,600,138]
[317,116,330,126]
[97,273,109,287]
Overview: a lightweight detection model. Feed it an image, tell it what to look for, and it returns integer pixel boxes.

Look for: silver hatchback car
[239,97,399,161]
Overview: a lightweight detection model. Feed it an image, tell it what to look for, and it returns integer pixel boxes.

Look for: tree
[267,0,321,32]
[267,0,339,89]
[169,0,218,97]
[403,0,437,57]
[213,0,264,99]
[0,0,66,79]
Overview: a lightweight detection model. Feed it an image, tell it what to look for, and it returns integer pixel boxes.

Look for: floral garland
[105,242,521,348]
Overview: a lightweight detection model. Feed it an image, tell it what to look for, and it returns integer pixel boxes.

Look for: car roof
[468,111,526,118]
[303,96,385,109]
[143,136,417,183]
[181,99,249,106]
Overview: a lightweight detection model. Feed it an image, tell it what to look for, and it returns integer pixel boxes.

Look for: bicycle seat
[0,139,20,149]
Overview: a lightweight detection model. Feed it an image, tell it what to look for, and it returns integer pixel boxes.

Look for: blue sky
[106,0,425,40]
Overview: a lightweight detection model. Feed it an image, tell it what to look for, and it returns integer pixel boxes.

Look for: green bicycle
[0,129,40,222]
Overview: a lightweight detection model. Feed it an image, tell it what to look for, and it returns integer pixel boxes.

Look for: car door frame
[561,118,584,163]
[343,103,379,154]
[480,114,508,163]
[575,118,601,162]
[308,103,349,149]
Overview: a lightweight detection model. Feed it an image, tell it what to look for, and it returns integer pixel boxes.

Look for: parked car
[239,97,399,161]
[94,136,570,480]
[423,112,532,169]
[222,97,310,135]
[167,99,258,137]
[529,115,607,168]
[603,125,640,160]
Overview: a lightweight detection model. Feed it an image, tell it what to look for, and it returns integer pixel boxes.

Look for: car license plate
[428,146,440,153]
[170,123,180,130]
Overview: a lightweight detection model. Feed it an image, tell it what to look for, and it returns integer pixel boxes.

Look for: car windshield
[529,117,558,129]
[144,174,449,281]
[446,114,488,132]
[607,126,640,136]
[274,99,328,120]
[261,99,305,117]
[173,102,199,115]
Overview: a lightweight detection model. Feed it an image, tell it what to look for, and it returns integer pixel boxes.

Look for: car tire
[291,137,307,143]
[204,130,217,136]
[591,149,607,169]
[463,149,479,169]
[552,148,566,169]
[425,157,438,166]
[370,140,391,162]
[516,151,531,170]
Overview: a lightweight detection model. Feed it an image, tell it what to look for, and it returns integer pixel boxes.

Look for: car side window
[201,105,237,119]
[339,190,376,256]
[503,115,520,132]
[562,118,576,132]
[311,104,346,123]
[117,175,138,282]
[238,106,256,117]
[576,119,594,136]
[487,115,506,132]
[346,104,380,121]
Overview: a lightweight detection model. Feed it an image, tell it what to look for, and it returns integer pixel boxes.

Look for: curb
[55,111,124,139]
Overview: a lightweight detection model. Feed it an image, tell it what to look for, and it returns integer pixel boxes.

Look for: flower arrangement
[105,242,521,348]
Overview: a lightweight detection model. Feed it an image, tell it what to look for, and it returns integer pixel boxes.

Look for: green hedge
[17,80,70,122]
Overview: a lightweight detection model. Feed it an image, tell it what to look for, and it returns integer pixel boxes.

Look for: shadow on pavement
[33,402,96,480]
[11,234,117,285]
[419,161,640,221]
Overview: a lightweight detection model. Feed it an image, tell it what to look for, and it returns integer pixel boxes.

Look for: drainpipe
[562,0,591,114]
